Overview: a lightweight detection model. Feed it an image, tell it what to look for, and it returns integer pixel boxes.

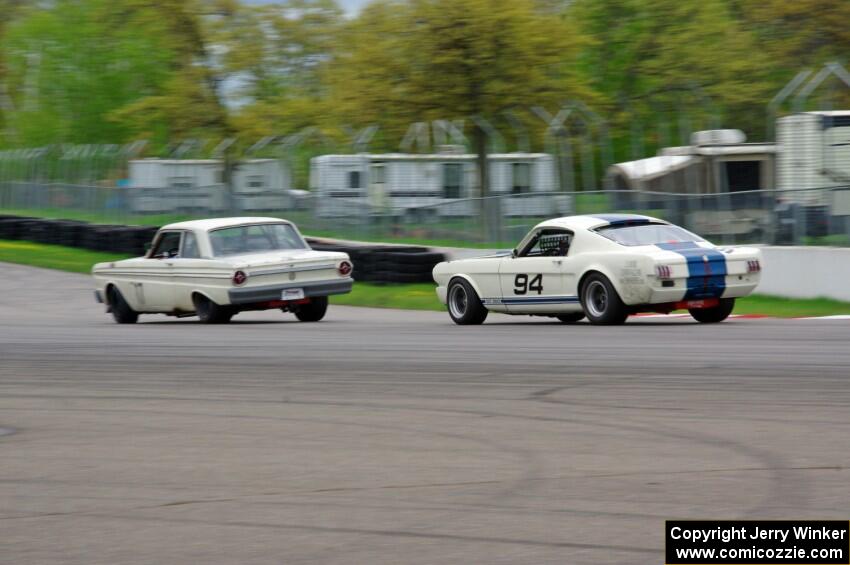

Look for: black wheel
[447,278,488,325]
[690,298,735,323]
[193,294,234,324]
[580,273,628,325]
[294,296,328,322]
[108,287,138,324]
[556,312,585,324]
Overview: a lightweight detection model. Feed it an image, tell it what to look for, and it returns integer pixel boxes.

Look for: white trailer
[231,158,293,211]
[310,151,559,218]
[776,111,850,204]
[128,159,226,213]
[128,158,293,213]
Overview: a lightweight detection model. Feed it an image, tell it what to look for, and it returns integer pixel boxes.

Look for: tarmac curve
[1,263,849,564]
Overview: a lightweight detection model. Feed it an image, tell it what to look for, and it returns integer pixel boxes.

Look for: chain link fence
[2,143,850,248]
[3,179,850,248]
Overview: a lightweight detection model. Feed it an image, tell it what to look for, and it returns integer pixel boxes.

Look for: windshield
[596,223,705,247]
[209,223,308,257]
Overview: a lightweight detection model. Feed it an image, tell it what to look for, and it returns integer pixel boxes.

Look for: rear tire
[447,278,488,325]
[294,296,328,322]
[556,313,585,324]
[580,273,628,325]
[109,287,138,324]
[193,294,234,324]
[690,298,735,323]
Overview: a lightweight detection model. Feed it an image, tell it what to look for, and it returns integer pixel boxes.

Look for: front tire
[193,294,234,324]
[109,287,138,324]
[447,279,488,325]
[294,296,328,322]
[690,298,735,323]
[580,273,628,325]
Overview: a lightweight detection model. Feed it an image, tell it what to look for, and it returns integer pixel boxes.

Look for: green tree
[211,0,343,142]
[326,0,594,202]
[107,0,233,147]
[0,0,26,143]
[1,0,180,146]
[1,0,232,149]
[736,0,850,69]
[734,0,850,114]
[572,0,771,149]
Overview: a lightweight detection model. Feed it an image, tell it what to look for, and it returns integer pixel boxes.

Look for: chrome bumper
[228,278,353,305]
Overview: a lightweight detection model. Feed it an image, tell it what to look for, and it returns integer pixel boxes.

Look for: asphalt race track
[2,263,849,564]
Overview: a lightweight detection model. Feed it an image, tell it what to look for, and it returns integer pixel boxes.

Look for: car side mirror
[511,249,518,258]
[144,242,152,252]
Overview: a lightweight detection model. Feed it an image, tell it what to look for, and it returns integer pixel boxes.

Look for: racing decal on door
[514,274,543,295]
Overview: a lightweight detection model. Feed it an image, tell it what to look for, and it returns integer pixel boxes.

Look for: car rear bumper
[647,277,759,304]
[228,278,353,305]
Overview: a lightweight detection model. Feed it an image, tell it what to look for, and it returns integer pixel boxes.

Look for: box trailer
[777,111,850,203]
[128,158,293,213]
[231,159,293,211]
[128,159,226,213]
[310,151,560,218]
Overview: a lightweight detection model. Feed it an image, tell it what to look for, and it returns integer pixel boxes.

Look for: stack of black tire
[307,239,445,284]
[0,215,157,256]
[0,215,446,282]
[0,216,36,240]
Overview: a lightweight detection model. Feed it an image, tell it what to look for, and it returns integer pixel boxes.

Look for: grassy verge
[727,294,850,318]
[0,240,132,273]
[2,239,849,317]
[330,283,443,311]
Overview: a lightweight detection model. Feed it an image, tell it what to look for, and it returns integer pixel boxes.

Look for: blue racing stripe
[656,242,727,299]
[592,214,652,226]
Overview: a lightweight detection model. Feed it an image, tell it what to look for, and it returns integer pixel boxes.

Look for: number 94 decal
[514,274,543,295]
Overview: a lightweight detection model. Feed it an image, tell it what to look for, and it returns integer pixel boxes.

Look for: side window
[168,177,195,189]
[150,231,182,259]
[246,175,266,188]
[443,163,463,199]
[348,171,361,189]
[181,232,201,259]
[512,163,531,194]
[370,164,385,185]
[519,229,572,257]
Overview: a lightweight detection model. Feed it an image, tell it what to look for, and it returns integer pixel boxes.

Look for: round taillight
[338,261,353,277]
[232,270,248,286]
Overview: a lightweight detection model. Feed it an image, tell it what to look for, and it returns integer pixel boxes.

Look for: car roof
[536,214,666,231]
[160,217,292,232]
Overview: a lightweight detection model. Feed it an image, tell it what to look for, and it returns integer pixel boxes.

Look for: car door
[168,230,208,311]
[131,230,182,312]
[498,228,577,313]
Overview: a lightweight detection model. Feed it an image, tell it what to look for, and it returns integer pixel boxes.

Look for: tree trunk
[474,124,499,241]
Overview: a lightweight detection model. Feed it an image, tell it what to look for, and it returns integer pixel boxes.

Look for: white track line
[631,313,850,320]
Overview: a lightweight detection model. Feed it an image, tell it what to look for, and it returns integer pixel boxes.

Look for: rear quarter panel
[569,252,655,306]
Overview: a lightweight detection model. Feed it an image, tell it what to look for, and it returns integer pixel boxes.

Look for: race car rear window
[596,223,704,247]
[210,223,307,256]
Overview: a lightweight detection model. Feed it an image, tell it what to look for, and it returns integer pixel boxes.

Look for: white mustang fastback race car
[433,214,762,325]
[92,217,353,324]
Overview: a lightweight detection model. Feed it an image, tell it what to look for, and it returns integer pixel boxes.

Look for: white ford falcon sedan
[432,214,762,325]
[92,217,353,324]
